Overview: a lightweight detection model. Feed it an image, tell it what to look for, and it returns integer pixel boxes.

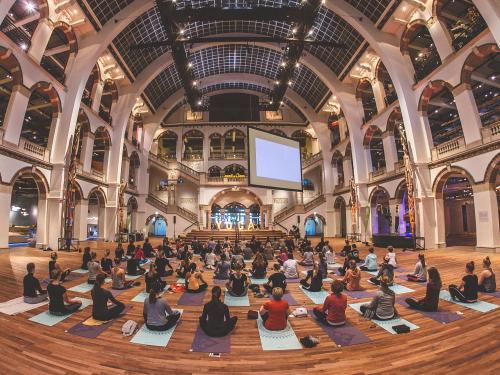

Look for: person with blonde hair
[259,287,290,331]
[360,276,396,320]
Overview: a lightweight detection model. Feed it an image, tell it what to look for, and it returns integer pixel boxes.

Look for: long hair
[255,252,266,267]
[418,253,426,269]
[427,267,442,289]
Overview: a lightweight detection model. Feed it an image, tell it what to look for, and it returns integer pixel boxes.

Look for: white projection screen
[248,127,303,191]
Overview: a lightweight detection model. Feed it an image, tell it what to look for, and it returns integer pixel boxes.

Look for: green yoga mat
[130,310,183,347]
[257,315,302,351]
[68,282,94,293]
[299,286,329,305]
[29,298,92,326]
[224,291,250,307]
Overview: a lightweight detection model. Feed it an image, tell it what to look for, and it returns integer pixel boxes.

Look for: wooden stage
[0,239,498,374]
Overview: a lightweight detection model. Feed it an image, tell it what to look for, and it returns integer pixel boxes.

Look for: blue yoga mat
[130,309,183,347]
[68,282,94,293]
[125,274,143,281]
[29,298,92,326]
[299,286,329,305]
[439,290,499,313]
[224,291,250,307]
[72,269,89,274]
[176,278,186,284]
[250,277,267,285]
[131,291,164,303]
[348,302,419,334]
[389,284,415,294]
[257,315,302,351]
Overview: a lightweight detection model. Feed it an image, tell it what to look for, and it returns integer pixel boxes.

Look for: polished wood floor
[0,238,499,375]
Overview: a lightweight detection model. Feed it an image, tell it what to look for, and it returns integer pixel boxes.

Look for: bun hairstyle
[212,286,222,301]
[418,253,426,268]
[51,252,57,260]
[483,256,491,268]
[466,261,475,273]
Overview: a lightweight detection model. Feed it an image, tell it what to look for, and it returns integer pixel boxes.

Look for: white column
[364,146,373,172]
[202,134,209,168]
[433,197,446,248]
[121,156,130,183]
[343,157,353,187]
[91,81,104,113]
[74,199,89,241]
[331,164,339,188]
[2,86,30,146]
[46,196,63,249]
[176,134,183,161]
[382,132,398,172]
[428,18,454,61]
[102,149,111,182]
[473,183,500,251]
[473,0,500,46]
[0,0,16,25]
[80,133,95,173]
[372,80,386,113]
[36,197,49,248]
[0,184,12,248]
[28,19,52,63]
[452,84,483,146]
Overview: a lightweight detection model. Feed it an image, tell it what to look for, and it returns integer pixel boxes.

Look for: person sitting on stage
[177,255,195,279]
[112,258,134,290]
[126,240,135,256]
[282,254,299,279]
[360,247,378,271]
[448,261,478,303]
[342,259,362,291]
[204,248,216,270]
[231,248,245,270]
[259,287,290,331]
[298,246,314,266]
[81,247,92,270]
[264,264,287,295]
[407,254,427,282]
[101,249,113,275]
[87,251,105,284]
[251,252,268,279]
[214,253,231,280]
[23,263,47,304]
[143,238,154,258]
[155,250,173,277]
[145,263,167,293]
[360,276,396,320]
[405,266,441,312]
[369,255,395,286]
[300,261,323,292]
[49,252,71,282]
[226,264,249,297]
[313,280,347,326]
[199,286,238,337]
[143,285,181,331]
[478,257,496,293]
[91,274,125,321]
[115,242,126,261]
[47,269,82,316]
[385,246,398,268]
[126,248,146,276]
[186,263,208,293]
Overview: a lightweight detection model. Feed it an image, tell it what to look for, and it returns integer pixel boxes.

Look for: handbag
[247,310,259,320]
[121,320,138,336]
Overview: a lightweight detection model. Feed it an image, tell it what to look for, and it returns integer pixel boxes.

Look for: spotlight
[188,62,193,68]
[25,2,36,12]
[20,43,28,51]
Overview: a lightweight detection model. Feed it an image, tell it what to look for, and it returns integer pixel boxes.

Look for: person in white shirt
[386,246,397,269]
[299,247,314,266]
[205,249,216,270]
[360,247,378,271]
[326,248,336,268]
[282,257,299,279]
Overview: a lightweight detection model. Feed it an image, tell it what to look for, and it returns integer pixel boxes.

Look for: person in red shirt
[259,287,290,330]
[313,280,347,326]
[134,246,145,260]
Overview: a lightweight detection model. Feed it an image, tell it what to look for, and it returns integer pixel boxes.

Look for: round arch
[304,213,326,237]
[461,44,500,85]
[208,187,263,209]
[9,167,49,199]
[0,46,23,86]
[370,186,392,235]
[433,166,476,198]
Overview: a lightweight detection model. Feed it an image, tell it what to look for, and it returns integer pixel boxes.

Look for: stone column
[473,183,500,251]
[382,132,398,172]
[80,132,95,173]
[2,85,30,146]
[121,155,130,184]
[36,197,49,249]
[343,157,353,187]
[91,81,104,113]
[364,145,373,173]
[473,0,500,46]
[0,184,12,248]
[176,134,183,161]
[371,79,386,113]
[427,17,454,61]
[452,84,483,146]
[28,19,52,63]
[73,198,89,241]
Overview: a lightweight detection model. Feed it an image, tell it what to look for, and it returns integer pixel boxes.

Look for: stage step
[184,229,286,243]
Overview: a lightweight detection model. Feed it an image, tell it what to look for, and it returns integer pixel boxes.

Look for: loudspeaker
[297,216,300,224]
[173,215,176,224]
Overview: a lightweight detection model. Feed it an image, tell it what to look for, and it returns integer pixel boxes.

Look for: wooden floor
[0,238,499,375]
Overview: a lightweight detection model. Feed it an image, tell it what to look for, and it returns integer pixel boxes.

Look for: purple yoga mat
[269,292,298,305]
[309,312,371,346]
[344,290,374,299]
[191,326,231,353]
[397,298,463,324]
[394,267,411,274]
[110,288,128,298]
[178,291,206,306]
[66,305,132,339]
[480,291,500,298]
[286,278,301,283]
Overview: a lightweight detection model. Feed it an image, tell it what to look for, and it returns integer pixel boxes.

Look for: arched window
[21,82,60,149]
[291,130,313,160]
[209,133,222,159]
[208,166,222,178]
[0,47,23,127]
[158,130,177,160]
[40,23,77,84]
[356,79,377,122]
[269,129,287,138]
[99,79,117,125]
[224,164,245,177]
[183,130,204,160]
[128,151,140,187]
[435,0,487,51]
[364,126,386,171]
[461,44,500,128]
[402,22,442,81]
[420,81,463,146]
[331,151,344,187]
[387,108,405,162]
[88,189,106,239]
[328,113,341,147]
[91,127,111,174]
[370,188,391,235]
[376,61,398,106]
[223,129,246,159]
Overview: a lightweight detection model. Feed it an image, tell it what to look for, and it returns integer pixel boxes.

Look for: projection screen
[247,127,303,191]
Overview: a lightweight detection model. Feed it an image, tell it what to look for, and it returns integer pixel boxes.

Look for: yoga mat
[213,279,227,285]
[68,282,94,293]
[257,315,302,351]
[29,298,92,326]
[66,305,132,338]
[394,267,411,274]
[178,291,206,306]
[439,290,499,313]
[286,278,301,284]
[309,311,371,346]
[110,289,127,298]
[224,291,250,307]
[125,274,143,281]
[250,277,267,285]
[131,291,164,303]
[191,325,231,353]
[480,290,500,298]
[130,310,183,347]
[269,293,298,305]
[176,278,186,284]
[0,296,48,315]
[299,286,329,305]
[72,269,89,274]
[364,270,379,276]
[300,271,333,283]
[344,290,374,299]
[327,263,343,270]
[348,302,419,334]
[389,284,415,294]
[396,298,463,324]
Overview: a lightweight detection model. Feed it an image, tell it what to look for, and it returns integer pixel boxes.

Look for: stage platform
[185,229,286,243]
[372,233,421,249]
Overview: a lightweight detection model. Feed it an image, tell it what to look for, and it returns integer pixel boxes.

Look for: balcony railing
[303,151,322,169]
[20,138,50,162]
[370,167,386,180]
[481,121,500,144]
[91,168,104,180]
[223,151,246,160]
[432,136,466,161]
[183,153,203,161]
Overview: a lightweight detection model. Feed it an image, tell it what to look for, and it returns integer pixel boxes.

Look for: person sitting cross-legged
[23,262,47,304]
[263,264,287,295]
[300,261,323,292]
[47,269,82,316]
[360,276,396,320]
[405,266,441,312]
[91,274,125,321]
[143,285,181,331]
[313,280,347,326]
[259,287,290,331]
[226,264,249,297]
[199,286,238,337]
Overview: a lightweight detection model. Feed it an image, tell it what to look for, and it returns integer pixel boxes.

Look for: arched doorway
[146,214,167,237]
[157,130,178,160]
[370,188,391,235]
[208,188,264,229]
[304,214,325,237]
[334,197,347,238]
[9,171,48,247]
[87,189,106,239]
[394,182,411,235]
[364,126,386,172]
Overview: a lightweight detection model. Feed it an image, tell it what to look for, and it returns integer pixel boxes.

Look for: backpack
[121,320,138,336]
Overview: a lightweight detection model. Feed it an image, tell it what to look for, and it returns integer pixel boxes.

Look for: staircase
[185,229,286,243]
[273,194,326,223]
[146,194,199,223]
